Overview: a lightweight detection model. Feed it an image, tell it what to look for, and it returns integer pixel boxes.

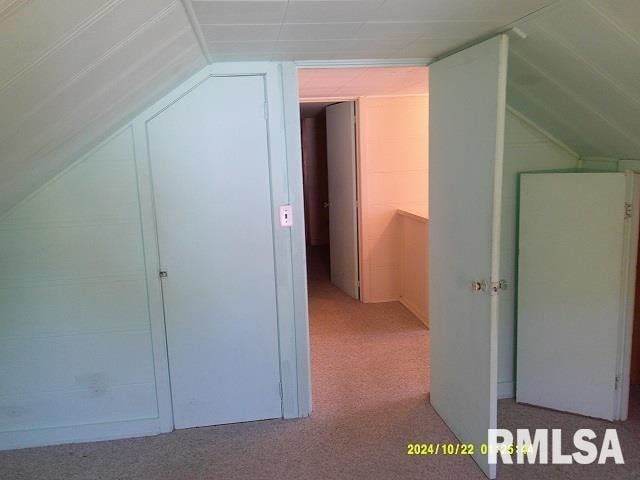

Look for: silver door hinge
[625,202,632,219]
[278,382,283,399]
[615,375,621,390]
[473,279,507,295]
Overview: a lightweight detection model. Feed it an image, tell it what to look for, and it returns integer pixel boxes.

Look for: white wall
[358,95,429,303]
[0,128,160,445]
[498,109,579,398]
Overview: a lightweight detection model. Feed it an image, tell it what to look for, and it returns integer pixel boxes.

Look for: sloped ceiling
[508,0,640,159]
[0,0,557,215]
[0,0,207,214]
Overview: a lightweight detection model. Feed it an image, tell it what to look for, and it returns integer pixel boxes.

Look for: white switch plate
[279,205,293,227]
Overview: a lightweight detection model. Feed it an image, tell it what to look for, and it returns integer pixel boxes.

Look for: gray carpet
[1,248,638,479]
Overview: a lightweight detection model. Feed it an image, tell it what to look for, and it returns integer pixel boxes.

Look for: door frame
[286,60,430,414]
[619,173,640,420]
[133,62,308,430]
[302,98,362,299]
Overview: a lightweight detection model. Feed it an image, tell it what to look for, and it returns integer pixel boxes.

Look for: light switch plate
[279,205,293,227]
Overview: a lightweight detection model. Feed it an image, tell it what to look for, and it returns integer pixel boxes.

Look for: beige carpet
[1,247,638,479]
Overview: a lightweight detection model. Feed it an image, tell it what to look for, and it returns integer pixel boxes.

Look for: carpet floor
[1,247,638,479]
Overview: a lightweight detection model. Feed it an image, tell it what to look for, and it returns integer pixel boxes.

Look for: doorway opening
[297,65,430,415]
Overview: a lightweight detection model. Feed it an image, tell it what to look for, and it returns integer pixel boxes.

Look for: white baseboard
[0,417,166,451]
[498,381,514,399]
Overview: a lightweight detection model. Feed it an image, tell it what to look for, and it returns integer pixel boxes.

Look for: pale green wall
[0,62,309,450]
[498,110,580,398]
[582,157,640,173]
[0,127,158,435]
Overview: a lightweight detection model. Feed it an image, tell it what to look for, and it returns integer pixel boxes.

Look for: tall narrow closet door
[429,34,509,479]
[147,75,282,429]
[517,172,636,421]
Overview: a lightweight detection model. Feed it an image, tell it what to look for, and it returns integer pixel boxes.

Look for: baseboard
[498,381,514,399]
[0,417,165,451]
[399,297,429,327]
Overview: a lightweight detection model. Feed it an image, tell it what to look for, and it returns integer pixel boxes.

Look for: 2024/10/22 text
[407,443,528,456]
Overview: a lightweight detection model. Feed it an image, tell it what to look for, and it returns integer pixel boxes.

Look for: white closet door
[517,172,637,421]
[147,75,282,429]
[326,101,360,299]
[429,35,508,479]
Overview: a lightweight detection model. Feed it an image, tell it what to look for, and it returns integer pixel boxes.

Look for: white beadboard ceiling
[3,0,638,214]
[299,66,428,100]
[0,0,207,214]
[508,0,640,159]
[189,0,556,62]
[0,0,555,214]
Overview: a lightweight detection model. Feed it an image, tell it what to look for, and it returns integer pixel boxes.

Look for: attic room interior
[1,1,640,480]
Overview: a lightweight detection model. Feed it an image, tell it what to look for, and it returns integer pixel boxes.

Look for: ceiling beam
[180,0,213,64]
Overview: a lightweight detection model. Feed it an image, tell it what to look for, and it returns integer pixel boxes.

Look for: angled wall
[0,127,161,448]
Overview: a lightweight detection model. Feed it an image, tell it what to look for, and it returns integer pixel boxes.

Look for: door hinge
[473,279,507,295]
[278,382,283,399]
[625,202,632,219]
[264,102,269,120]
[615,375,621,390]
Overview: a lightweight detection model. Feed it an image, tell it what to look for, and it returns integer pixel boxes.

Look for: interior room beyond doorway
[298,66,430,325]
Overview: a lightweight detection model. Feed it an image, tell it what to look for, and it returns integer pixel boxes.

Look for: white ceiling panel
[283,0,384,23]
[9,0,636,215]
[0,0,206,213]
[278,22,362,41]
[508,0,640,158]
[0,0,108,85]
[191,0,558,61]
[192,0,287,24]
[371,0,554,22]
[200,23,281,42]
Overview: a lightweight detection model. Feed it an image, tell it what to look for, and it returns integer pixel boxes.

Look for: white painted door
[326,102,359,299]
[147,75,282,429]
[517,172,638,421]
[429,35,508,479]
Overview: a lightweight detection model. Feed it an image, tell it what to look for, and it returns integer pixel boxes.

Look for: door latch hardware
[471,280,487,292]
[159,271,168,278]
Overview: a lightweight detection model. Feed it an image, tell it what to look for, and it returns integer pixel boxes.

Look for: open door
[326,101,359,299]
[429,35,508,479]
[517,172,639,421]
